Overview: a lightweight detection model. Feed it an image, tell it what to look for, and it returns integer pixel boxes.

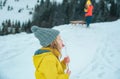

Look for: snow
[0,0,37,25]
[0,20,120,79]
[0,0,63,26]
[114,0,117,4]
[107,3,111,11]
[95,0,100,3]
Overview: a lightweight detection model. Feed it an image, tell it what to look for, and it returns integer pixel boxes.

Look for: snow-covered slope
[0,0,37,25]
[0,0,63,25]
[0,20,120,79]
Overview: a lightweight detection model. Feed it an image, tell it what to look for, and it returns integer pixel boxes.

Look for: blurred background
[0,0,120,35]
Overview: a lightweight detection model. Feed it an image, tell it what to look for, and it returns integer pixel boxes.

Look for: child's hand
[64,56,70,64]
[66,69,71,76]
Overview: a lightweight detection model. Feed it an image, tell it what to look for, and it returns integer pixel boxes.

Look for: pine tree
[21,23,25,32]
[110,0,117,17]
[3,0,7,6]
[40,0,44,6]
[7,19,12,34]
[62,0,69,23]
[26,20,32,33]
[116,0,120,18]
[0,1,3,9]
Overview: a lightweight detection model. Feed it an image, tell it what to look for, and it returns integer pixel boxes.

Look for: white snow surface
[0,0,37,24]
[95,0,100,3]
[0,20,120,79]
[0,0,63,25]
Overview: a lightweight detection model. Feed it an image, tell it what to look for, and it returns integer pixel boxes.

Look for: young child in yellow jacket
[31,26,71,79]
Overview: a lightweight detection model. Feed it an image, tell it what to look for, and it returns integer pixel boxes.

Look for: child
[84,0,94,27]
[31,26,71,79]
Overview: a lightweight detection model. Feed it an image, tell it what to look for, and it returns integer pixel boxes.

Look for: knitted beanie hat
[31,26,60,47]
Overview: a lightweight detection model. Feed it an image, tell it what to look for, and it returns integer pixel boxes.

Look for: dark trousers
[86,16,92,27]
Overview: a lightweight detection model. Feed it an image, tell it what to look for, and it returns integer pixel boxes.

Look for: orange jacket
[85,5,93,17]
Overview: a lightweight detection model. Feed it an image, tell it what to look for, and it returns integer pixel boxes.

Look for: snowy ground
[0,0,38,25]
[0,20,120,79]
[0,0,63,25]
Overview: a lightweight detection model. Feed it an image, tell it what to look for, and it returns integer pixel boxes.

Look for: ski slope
[0,20,120,79]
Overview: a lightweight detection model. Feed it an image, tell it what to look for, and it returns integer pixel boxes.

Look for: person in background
[84,0,94,28]
[31,26,71,79]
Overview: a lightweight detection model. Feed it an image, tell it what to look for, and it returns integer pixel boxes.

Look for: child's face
[56,35,64,51]
[85,4,89,8]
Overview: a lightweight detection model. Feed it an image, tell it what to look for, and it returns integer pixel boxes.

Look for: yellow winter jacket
[33,47,69,79]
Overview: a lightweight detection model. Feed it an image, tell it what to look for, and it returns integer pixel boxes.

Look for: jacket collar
[41,47,61,58]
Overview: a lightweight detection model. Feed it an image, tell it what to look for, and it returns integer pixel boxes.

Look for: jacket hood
[33,47,60,69]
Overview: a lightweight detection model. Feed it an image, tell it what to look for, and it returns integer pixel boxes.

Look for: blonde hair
[86,0,92,5]
[48,39,62,59]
